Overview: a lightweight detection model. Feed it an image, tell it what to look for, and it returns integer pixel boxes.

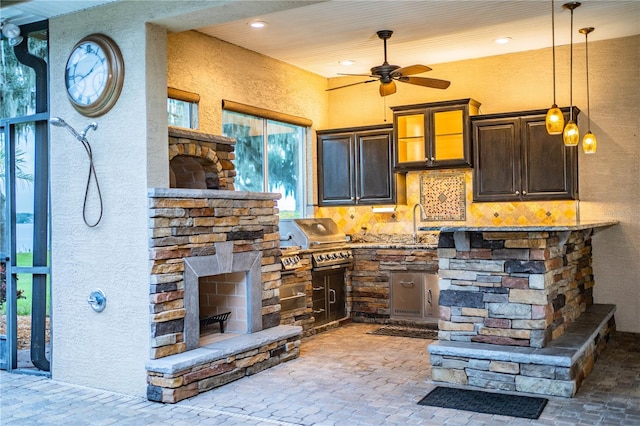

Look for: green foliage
[1,34,48,119]
[0,253,50,316]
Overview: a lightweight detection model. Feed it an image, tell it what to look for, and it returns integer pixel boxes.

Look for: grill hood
[279,218,346,250]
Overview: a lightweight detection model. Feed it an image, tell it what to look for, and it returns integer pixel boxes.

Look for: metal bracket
[88,289,107,312]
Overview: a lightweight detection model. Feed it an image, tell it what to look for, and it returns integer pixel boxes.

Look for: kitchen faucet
[412,203,427,244]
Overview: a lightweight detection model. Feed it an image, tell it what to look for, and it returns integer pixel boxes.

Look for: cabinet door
[317,132,355,205]
[473,117,521,201]
[390,272,424,318]
[394,111,427,166]
[430,105,472,168]
[356,128,394,204]
[521,114,577,200]
[424,273,440,319]
[326,270,346,322]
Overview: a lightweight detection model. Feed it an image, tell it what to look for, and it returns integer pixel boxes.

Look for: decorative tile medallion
[420,172,466,221]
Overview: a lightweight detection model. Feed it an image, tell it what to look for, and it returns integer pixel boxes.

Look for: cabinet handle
[427,289,433,306]
[329,289,336,304]
[515,190,520,195]
[313,309,325,314]
[313,286,325,291]
[399,281,415,288]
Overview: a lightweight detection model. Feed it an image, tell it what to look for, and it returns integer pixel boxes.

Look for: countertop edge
[418,220,619,232]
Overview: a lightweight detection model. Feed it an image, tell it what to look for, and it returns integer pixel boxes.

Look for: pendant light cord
[585,31,591,132]
[552,0,557,105]
[569,7,574,122]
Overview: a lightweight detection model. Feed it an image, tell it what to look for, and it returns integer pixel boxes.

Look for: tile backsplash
[315,170,578,235]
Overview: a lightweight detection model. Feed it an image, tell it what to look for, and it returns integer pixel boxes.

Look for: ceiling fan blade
[379,81,396,97]
[326,79,378,91]
[400,76,451,90]
[393,64,432,76]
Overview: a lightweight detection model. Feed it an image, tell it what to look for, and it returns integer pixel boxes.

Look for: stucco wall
[48,11,156,397]
[325,36,640,333]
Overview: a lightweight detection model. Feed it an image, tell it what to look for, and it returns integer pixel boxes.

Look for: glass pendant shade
[563,120,579,146]
[546,105,564,134]
[583,131,597,154]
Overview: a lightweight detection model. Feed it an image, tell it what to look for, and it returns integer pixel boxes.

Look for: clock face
[64,34,124,117]
[65,41,109,106]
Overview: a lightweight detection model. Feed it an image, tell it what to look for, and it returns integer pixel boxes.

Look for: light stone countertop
[347,233,439,249]
[418,220,619,233]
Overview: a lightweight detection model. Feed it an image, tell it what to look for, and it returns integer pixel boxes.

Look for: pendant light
[546,0,564,134]
[562,2,581,146]
[580,27,597,154]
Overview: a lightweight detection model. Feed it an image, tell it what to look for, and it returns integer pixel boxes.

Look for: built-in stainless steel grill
[280,218,352,270]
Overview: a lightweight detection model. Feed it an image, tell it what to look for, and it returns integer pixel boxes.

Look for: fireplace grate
[199,312,231,333]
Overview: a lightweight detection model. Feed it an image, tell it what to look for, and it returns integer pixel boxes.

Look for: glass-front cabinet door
[393,98,480,170]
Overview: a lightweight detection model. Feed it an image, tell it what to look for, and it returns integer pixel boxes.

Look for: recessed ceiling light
[494,37,512,44]
[249,21,267,29]
[339,60,355,66]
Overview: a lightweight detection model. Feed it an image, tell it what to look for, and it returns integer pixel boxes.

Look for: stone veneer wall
[437,230,594,348]
[349,246,438,323]
[148,188,282,359]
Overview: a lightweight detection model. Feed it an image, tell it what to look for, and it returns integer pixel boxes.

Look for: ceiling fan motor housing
[371,64,401,83]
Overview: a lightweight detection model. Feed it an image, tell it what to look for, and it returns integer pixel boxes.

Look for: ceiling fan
[327,30,451,97]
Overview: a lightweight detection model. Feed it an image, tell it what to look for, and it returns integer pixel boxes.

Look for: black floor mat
[417,386,548,419]
[367,325,438,340]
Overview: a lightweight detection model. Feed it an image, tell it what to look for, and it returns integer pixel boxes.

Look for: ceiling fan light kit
[327,30,450,97]
[562,1,581,146]
[546,0,565,135]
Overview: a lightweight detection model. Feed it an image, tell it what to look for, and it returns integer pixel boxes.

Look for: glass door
[1,22,51,374]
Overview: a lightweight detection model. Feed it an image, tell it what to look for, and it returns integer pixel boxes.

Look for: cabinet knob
[356,196,360,201]
[522,191,527,195]
[431,157,435,161]
[515,191,520,195]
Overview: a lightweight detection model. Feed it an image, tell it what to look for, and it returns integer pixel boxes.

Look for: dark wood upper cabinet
[392,98,480,170]
[472,108,579,202]
[317,125,405,206]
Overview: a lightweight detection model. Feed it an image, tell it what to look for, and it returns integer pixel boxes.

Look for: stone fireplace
[145,130,302,404]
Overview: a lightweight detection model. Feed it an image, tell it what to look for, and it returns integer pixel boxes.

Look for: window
[167,88,199,129]
[223,111,307,218]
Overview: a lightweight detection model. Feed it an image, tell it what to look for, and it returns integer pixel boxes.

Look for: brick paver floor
[1,323,639,425]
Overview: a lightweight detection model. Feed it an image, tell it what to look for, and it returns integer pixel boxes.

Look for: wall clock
[65,33,124,117]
